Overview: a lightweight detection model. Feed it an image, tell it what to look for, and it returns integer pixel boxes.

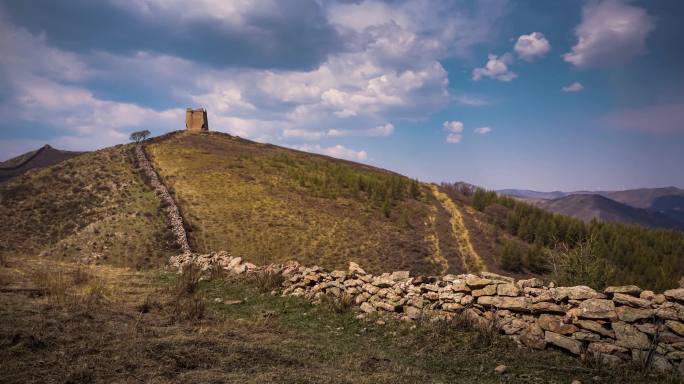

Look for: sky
[1,0,683,191]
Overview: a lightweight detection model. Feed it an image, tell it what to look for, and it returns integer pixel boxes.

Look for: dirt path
[430,185,486,273]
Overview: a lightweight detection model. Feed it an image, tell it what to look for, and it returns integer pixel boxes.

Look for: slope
[0,144,176,268]
[539,194,683,230]
[0,144,84,182]
[146,131,514,275]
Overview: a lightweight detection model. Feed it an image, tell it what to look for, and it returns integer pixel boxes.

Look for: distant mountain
[498,187,684,231]
[0,145,84,182]
[537,194,684,230]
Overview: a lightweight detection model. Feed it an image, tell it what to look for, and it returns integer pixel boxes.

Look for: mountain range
[0,144,83,183]
[498,187,684,231]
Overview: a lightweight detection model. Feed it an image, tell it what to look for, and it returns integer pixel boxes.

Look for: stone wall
[134,145,191,254]
[172,251,684,376]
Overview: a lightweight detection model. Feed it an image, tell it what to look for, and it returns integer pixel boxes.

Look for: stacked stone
[134,145,191,254]
[173,251,684,376]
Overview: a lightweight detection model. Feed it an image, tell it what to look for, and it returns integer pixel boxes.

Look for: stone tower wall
[185,108,208,132]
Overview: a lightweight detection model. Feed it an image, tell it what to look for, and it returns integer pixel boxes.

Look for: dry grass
[1,257,680,384]
[0,145,175,269]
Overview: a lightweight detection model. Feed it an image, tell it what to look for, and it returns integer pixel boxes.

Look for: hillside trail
[430,185,486,274]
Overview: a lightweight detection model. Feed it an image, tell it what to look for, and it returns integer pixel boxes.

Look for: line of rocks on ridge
[170,251,684,376]
[134,145,191,254]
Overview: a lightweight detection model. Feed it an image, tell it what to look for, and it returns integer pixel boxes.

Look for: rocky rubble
[172,251,684,376]
[134,145,191,254]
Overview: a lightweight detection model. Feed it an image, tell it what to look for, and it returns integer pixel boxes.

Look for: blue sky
[1,0,683,191]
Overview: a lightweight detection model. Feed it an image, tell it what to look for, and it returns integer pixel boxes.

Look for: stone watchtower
[185,108,209,132]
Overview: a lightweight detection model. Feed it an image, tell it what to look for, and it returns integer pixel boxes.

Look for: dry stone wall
[172,251,684,376]
[134,145,191,254]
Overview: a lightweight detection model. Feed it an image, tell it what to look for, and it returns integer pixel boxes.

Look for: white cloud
[562,82,584,92]
[292,144,368,161]
[472,53,517,82]
[474,126,491,134]
[454,94,490,107]
[443,120,464,133]
[443,120,463,144]
[514,32,550,61]
[563,0,654,69]
[446,133,462,144]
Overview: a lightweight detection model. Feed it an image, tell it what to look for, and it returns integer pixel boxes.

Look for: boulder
[330,270,346,279]
[372,274,395,288]
[516,277,545,289]
[538,314,578,335]
[666,320,684,336]
[348,261,366,275]
[612,293,650,308]
[391,271,410,282]
[545,331,583,355]
[554,286,597,301]
[450,280,471,293]
[373,301,399,312]
[613,321,651,349]
[465,275,494,289]
[360,302,375,313]
[575,319,615,338]
[639,290,655,301]
[404,305,422,320]
[497,284,521,297]
[520,323,546,349]
[578,299,616,320]
[477,296,529,312]
[481,272,514,283]
[572,331,600,341]
[587,342,628,355]
[664,288,684,302]
[472,284,497,297]
[604,285,642,297]
[616,306,653,322]
[494,364,508,375]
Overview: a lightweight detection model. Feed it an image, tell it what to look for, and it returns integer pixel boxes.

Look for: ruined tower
[185,108,209,132]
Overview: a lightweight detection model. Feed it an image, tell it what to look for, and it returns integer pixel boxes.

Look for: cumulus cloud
[474,126,491,134]
[292,144,368,161]
[443,120,464,143]
[514,32,550,61]
[563,0,654,68]
[562,82,584,92]
[472,53,517,82]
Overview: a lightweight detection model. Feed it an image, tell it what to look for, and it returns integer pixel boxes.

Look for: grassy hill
[146,131,516,276]
[0,144,176,268]
[0,144,84,183]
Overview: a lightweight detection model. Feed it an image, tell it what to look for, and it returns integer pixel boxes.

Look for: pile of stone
[134,145,191,254]
[172,251,684,376]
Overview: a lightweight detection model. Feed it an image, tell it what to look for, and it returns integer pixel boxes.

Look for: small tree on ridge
[130,130,151,143]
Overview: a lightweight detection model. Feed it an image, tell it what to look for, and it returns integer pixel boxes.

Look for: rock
[442,303,464,311]
[520,324,546,349]
[517,277,545,289]
[538,314,578,335]
[391,271,410,282]
[530,302,565,314]
[477,296,529,312]
[666,320,684,336]
[497,283,520,297]
[494,364,507,375]
[360,302,375,313]
[680,277,684,288]
[330,270,346,279]
[372,275,395,288]
[664,288,684,302]
[576,319,615,338]
[439,291,464,302]
[613,321,651,349]
[472,284,497,297]
[423,284,440,292]
[481,272,514,283]
[573,331,600,341]
[616,306,653,322]
[578,299,616,320]
[651,355,673,373]
[223,299,243,305]
[587,342,627,355]
[554,286,597,301]
[404,305,422,320]
[571,380,582,384]
[545,331,583,355]
[348,261,366,275]
[678,360,684,377]
[460,295,474,305]
[604,285,642,296]
[612,293,650,308]
[465,275,493,288]
[450,281,471,293]
[639,290,655,300]
[373,301,399,312]
[654,294,667,304]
